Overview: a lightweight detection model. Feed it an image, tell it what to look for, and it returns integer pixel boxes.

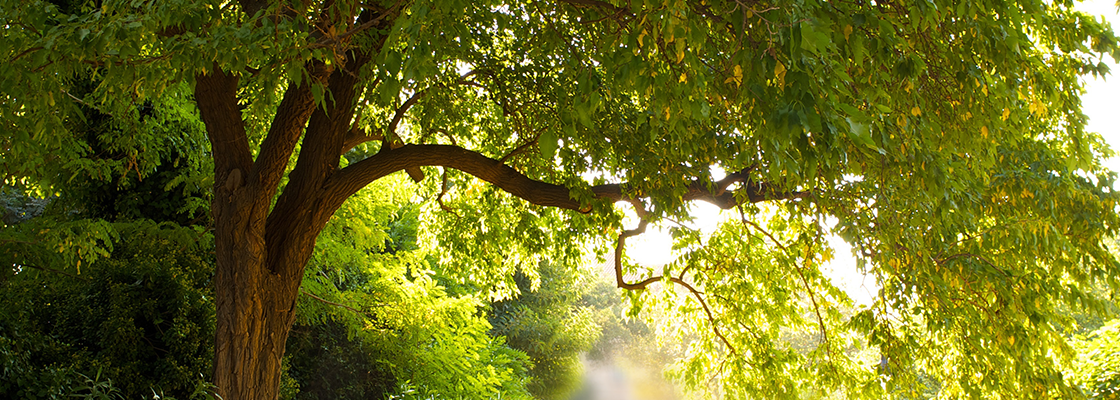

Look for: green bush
[1074,319,1120,399]
[0,224,214,399]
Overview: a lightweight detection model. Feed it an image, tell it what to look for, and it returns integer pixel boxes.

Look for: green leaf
[539,130,558,160]
[846,117,876,150]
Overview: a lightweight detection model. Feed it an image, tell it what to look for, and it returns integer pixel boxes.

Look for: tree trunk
[194,45,371,397]
[193,65,318,400]
[210,187,302,400]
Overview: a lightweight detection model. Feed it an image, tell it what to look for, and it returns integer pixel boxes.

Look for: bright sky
[625,0,1120,306]
[1078,1,1120,171]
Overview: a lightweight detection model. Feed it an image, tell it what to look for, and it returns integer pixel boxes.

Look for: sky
[1078,1,1120,172]
[623,0,1120,305]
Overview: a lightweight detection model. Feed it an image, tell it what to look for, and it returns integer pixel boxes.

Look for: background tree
[4,0,1120,399]
[490,262,601,399]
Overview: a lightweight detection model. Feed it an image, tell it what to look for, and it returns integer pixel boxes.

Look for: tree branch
[300,289,367,316]
[372,70,485,182]
[736,205,832,357]
[266,50,371,278]
[251,61,331,200]
[341,131,385,153]
[306,0,403,51]
[16,263,89,281]
[436,168,459,216]
[194,65,253,179]
[325,144,809,215]
[609,201,737,355]
[382,89,428,149]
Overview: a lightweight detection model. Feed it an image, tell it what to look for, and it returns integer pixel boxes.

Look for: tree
[4,0,1120,398]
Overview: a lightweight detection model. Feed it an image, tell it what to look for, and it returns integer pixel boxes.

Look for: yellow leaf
[844,25,853,41]
[1008,335,1015,346]
[981,126,989,138]
[981,85,988,96]
[679,72,687,83]
[910,106,921,116]
[1001,108,1010,120]
[725,65,744,87]
[897,115,907,127]
[1030,99,1047,115]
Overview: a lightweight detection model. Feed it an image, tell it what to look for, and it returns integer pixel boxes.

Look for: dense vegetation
[3,0,1120,398]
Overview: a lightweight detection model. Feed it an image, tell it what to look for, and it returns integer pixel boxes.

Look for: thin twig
[300,288,369,316]
[436,168,459,216]
[736,204,832,356]
[18,263,89,281]
[612,200,739,356]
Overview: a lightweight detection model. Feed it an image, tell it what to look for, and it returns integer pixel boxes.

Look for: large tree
[4,0,1120,398]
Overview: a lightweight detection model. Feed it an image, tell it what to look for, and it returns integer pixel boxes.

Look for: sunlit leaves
[296,174,533,399]
[1072,319,1120,398]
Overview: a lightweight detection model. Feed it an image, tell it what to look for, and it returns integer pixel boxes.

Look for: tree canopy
[4,0,1120,398]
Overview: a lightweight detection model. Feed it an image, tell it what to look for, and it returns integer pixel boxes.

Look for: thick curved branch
[325,144,585,211]
[341,130,385,153]
[321,143,805,358]
[326,144,808,214]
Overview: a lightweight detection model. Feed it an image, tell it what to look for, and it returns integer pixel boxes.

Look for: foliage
[0,221,215,399]
[3,0,1120,398]
[575,275,685,400]
[283,320,397,400]
[0,188,51,226]
[1074,319,1120,399]
[288,174,533,400]
[490,262,601,400]
[52,88,213,226]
